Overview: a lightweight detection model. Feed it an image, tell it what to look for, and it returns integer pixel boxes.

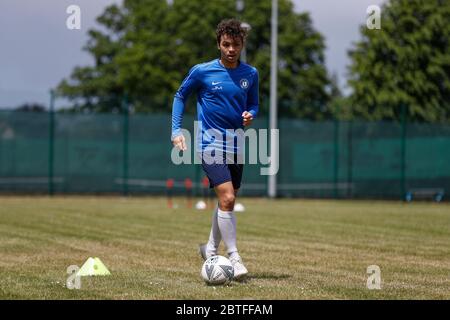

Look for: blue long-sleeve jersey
[171,59,259,153]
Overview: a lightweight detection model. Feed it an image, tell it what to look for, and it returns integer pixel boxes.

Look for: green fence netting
[0,111,449,200]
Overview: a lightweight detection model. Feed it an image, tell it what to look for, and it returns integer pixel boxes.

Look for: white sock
[217,208,238,255]
[206,204,221,256]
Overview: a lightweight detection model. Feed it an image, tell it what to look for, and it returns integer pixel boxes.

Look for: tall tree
[348,0,450,122]
[58,0,332,118]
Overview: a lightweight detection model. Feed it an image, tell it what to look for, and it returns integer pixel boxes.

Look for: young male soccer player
[171,19,259,279]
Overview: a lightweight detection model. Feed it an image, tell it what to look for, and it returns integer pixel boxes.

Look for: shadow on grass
[235,272,291,283]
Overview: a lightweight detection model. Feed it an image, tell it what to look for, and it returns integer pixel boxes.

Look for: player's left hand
[242,111,253,126]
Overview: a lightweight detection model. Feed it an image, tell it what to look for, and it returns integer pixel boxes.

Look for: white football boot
[198,243,217,261]
[230,255,248,280]
[198,243,208,261]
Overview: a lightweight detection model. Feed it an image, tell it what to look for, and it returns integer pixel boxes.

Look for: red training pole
[166,178,174,209]
[184,178,193,208]
[201,176,211,209]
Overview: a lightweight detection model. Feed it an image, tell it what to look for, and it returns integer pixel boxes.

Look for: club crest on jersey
[240,78,249,89]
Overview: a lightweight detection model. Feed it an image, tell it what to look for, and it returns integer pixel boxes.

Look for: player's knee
[220,192,235,211]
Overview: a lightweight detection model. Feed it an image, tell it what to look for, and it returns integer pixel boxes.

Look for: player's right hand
[172,134,187,151]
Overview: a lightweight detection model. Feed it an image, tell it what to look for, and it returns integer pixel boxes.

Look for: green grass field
[0,196,449,299]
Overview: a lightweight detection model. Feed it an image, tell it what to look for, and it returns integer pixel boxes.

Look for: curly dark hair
[216,19,247,44]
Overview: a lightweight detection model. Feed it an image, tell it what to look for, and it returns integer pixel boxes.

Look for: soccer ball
[234,203,245,212]
[201,255,234,285]
[195,200,207,210]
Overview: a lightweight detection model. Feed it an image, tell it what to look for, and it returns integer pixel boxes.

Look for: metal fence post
[122,94,129,196]
[333,110,340,199]
[400,104,407,200]
[347,120,353,198]
[48,90,55,196]
[268,0,278,198]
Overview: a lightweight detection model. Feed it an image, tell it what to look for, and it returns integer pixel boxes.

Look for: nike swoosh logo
[212,81,221,85]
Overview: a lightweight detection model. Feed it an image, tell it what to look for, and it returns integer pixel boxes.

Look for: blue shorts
[200,153,244,189]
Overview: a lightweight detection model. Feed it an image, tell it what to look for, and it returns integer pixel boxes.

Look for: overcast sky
[0,0,386,108]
